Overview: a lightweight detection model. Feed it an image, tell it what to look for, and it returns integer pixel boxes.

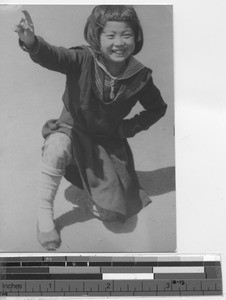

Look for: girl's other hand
[14,10,35,48]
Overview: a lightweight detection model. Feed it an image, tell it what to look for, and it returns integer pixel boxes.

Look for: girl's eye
[123,34,132,39]
[107,35,114,39]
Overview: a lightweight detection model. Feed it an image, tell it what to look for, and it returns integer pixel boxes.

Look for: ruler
[0,254,222,296]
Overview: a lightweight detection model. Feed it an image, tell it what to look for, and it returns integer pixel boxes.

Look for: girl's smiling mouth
[112,49,125,55]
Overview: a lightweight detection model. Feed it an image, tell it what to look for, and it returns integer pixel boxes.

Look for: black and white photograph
[0,4,175,252]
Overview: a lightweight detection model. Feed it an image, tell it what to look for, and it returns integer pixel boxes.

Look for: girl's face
[100,21,135,69]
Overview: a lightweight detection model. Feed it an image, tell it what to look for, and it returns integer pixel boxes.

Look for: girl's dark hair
[84,5,143,56]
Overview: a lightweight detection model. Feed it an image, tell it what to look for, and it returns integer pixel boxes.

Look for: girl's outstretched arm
[15,10,84,74]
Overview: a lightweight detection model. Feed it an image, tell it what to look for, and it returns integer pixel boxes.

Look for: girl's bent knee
[42,133,73,169]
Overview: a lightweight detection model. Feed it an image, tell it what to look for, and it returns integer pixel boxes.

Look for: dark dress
[20,36,167,218]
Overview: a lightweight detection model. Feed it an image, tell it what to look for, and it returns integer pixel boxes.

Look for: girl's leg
[38,132,72,250]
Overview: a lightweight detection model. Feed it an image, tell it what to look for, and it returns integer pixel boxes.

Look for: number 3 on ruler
[165,282,171,289]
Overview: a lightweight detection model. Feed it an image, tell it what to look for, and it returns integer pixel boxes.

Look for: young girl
[15,5,167,251]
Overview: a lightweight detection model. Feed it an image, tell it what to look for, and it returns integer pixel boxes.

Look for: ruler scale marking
[0,255,222,297]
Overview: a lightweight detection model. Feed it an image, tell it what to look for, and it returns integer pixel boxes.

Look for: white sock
[38,163,64,232]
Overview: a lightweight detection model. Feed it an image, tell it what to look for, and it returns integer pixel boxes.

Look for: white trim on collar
[96,56,145,80]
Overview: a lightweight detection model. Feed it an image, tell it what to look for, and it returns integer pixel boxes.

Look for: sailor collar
[95,55,146,81]
[95,53,146,100]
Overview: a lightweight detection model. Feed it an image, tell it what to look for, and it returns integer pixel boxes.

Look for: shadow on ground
[137,166,176,196]
[58,185,138,234]
[102,215,138,234]
[55,186,94,232]
[55,166,175,234]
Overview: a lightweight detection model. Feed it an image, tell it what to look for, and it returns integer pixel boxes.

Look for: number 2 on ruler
[106,282,111,290]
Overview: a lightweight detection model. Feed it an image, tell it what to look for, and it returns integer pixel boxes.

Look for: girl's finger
[23,23,29,30]
[18,17,34,32]
[18,21,27,31]
[22,10,33,26]
[23,23,34,31]
[19,17,25,25]
[14,24,24,33]
[15,24,23,31]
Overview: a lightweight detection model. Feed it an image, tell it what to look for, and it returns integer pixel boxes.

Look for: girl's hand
[15,10,35,48]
